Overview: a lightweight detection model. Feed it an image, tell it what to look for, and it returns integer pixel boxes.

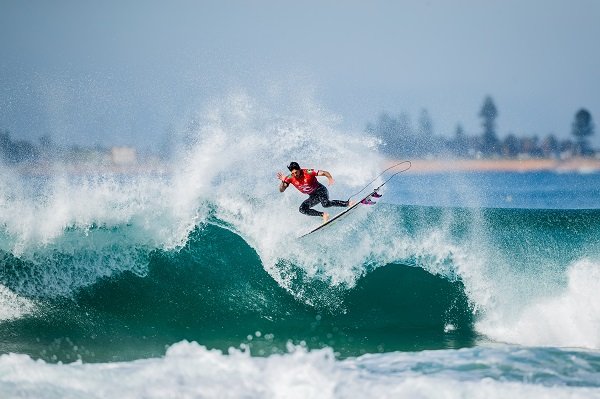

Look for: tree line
[2,97,596,164]
[0,130,41,164]
[366,96,596,159]
[0,131,112,165]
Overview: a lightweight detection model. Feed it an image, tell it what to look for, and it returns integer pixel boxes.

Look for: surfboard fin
[361,191,382,205]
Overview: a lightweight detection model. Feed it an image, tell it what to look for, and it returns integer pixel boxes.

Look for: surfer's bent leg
[299,194,323,217]
[315,185,349,208]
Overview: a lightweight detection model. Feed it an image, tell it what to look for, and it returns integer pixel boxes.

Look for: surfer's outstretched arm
[277,172,289,192]
[317,170,335,185]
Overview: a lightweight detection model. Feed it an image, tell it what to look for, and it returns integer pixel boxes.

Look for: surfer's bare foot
[348,200,356,207]
[322,213,330,223]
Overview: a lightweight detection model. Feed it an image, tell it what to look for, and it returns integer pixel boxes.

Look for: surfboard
[297,160,411,239]
[299,190,380,238]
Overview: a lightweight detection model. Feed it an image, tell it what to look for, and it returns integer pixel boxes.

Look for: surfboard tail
[301,190,383,238]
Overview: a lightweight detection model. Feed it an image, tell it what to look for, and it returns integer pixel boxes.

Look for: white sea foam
[0,284,35,321]
[0,341,598,399]
[477,259,600,349]
[0,170,201,298]
[0,172,197,255]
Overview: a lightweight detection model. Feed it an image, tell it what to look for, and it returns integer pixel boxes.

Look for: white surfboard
[299,190,379,238]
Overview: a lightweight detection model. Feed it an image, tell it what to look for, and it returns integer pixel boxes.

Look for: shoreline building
[110,146,137,166]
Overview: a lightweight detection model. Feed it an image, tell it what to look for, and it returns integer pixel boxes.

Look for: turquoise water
[1,100,600,397]
[0,219,475,362]
[1,192,598,361]
[388,171,600,209]
[0,168,599,397]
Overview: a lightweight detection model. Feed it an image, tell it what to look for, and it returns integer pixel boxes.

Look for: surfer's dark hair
[287,162,300,171]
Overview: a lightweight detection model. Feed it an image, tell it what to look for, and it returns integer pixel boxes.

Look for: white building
[111,146,137,165]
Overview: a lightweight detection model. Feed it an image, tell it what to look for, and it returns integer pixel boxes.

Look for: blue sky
[1,0,599,148]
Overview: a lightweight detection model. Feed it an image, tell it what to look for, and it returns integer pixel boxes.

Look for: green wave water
[1,203,599,363]
[0,222,474,362]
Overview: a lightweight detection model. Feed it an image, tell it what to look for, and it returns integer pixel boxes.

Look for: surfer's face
[290,169,301,178]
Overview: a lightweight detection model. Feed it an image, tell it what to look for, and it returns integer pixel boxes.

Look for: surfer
[277,162,353,222]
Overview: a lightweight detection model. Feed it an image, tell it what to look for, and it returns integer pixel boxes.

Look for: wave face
[1,204,599,362]
[0,93,599,365]
[0,221,474,362]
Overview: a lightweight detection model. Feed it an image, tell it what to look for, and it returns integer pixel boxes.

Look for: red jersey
[284,169,321,194]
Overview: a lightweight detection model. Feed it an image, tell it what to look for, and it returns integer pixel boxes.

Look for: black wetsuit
[299,183,349,217]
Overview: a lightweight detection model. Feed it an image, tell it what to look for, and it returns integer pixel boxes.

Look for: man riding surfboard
[277,162,354,223]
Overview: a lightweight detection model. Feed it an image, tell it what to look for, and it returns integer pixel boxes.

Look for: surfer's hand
[277,172,286,182]
[328,177,335,185]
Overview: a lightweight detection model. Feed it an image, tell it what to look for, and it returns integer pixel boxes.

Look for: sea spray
[0,284,34,321]
[477,259,600,348]
[170,91,386,295]
[0,92,387,314]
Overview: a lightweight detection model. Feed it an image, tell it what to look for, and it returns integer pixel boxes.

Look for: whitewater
[1,93,599,398]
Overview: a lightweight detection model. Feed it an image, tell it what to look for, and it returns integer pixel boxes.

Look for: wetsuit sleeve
[283,175,292,184]
[306,169,318,176]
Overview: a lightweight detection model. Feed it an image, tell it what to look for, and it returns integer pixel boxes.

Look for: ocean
[1,104,599,398]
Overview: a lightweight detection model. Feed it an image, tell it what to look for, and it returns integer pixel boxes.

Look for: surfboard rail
[299,190,378,238]
[298,160,410,238]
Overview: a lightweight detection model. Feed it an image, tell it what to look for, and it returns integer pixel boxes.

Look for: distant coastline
[395,157,600,173]
[11,157,600,176]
